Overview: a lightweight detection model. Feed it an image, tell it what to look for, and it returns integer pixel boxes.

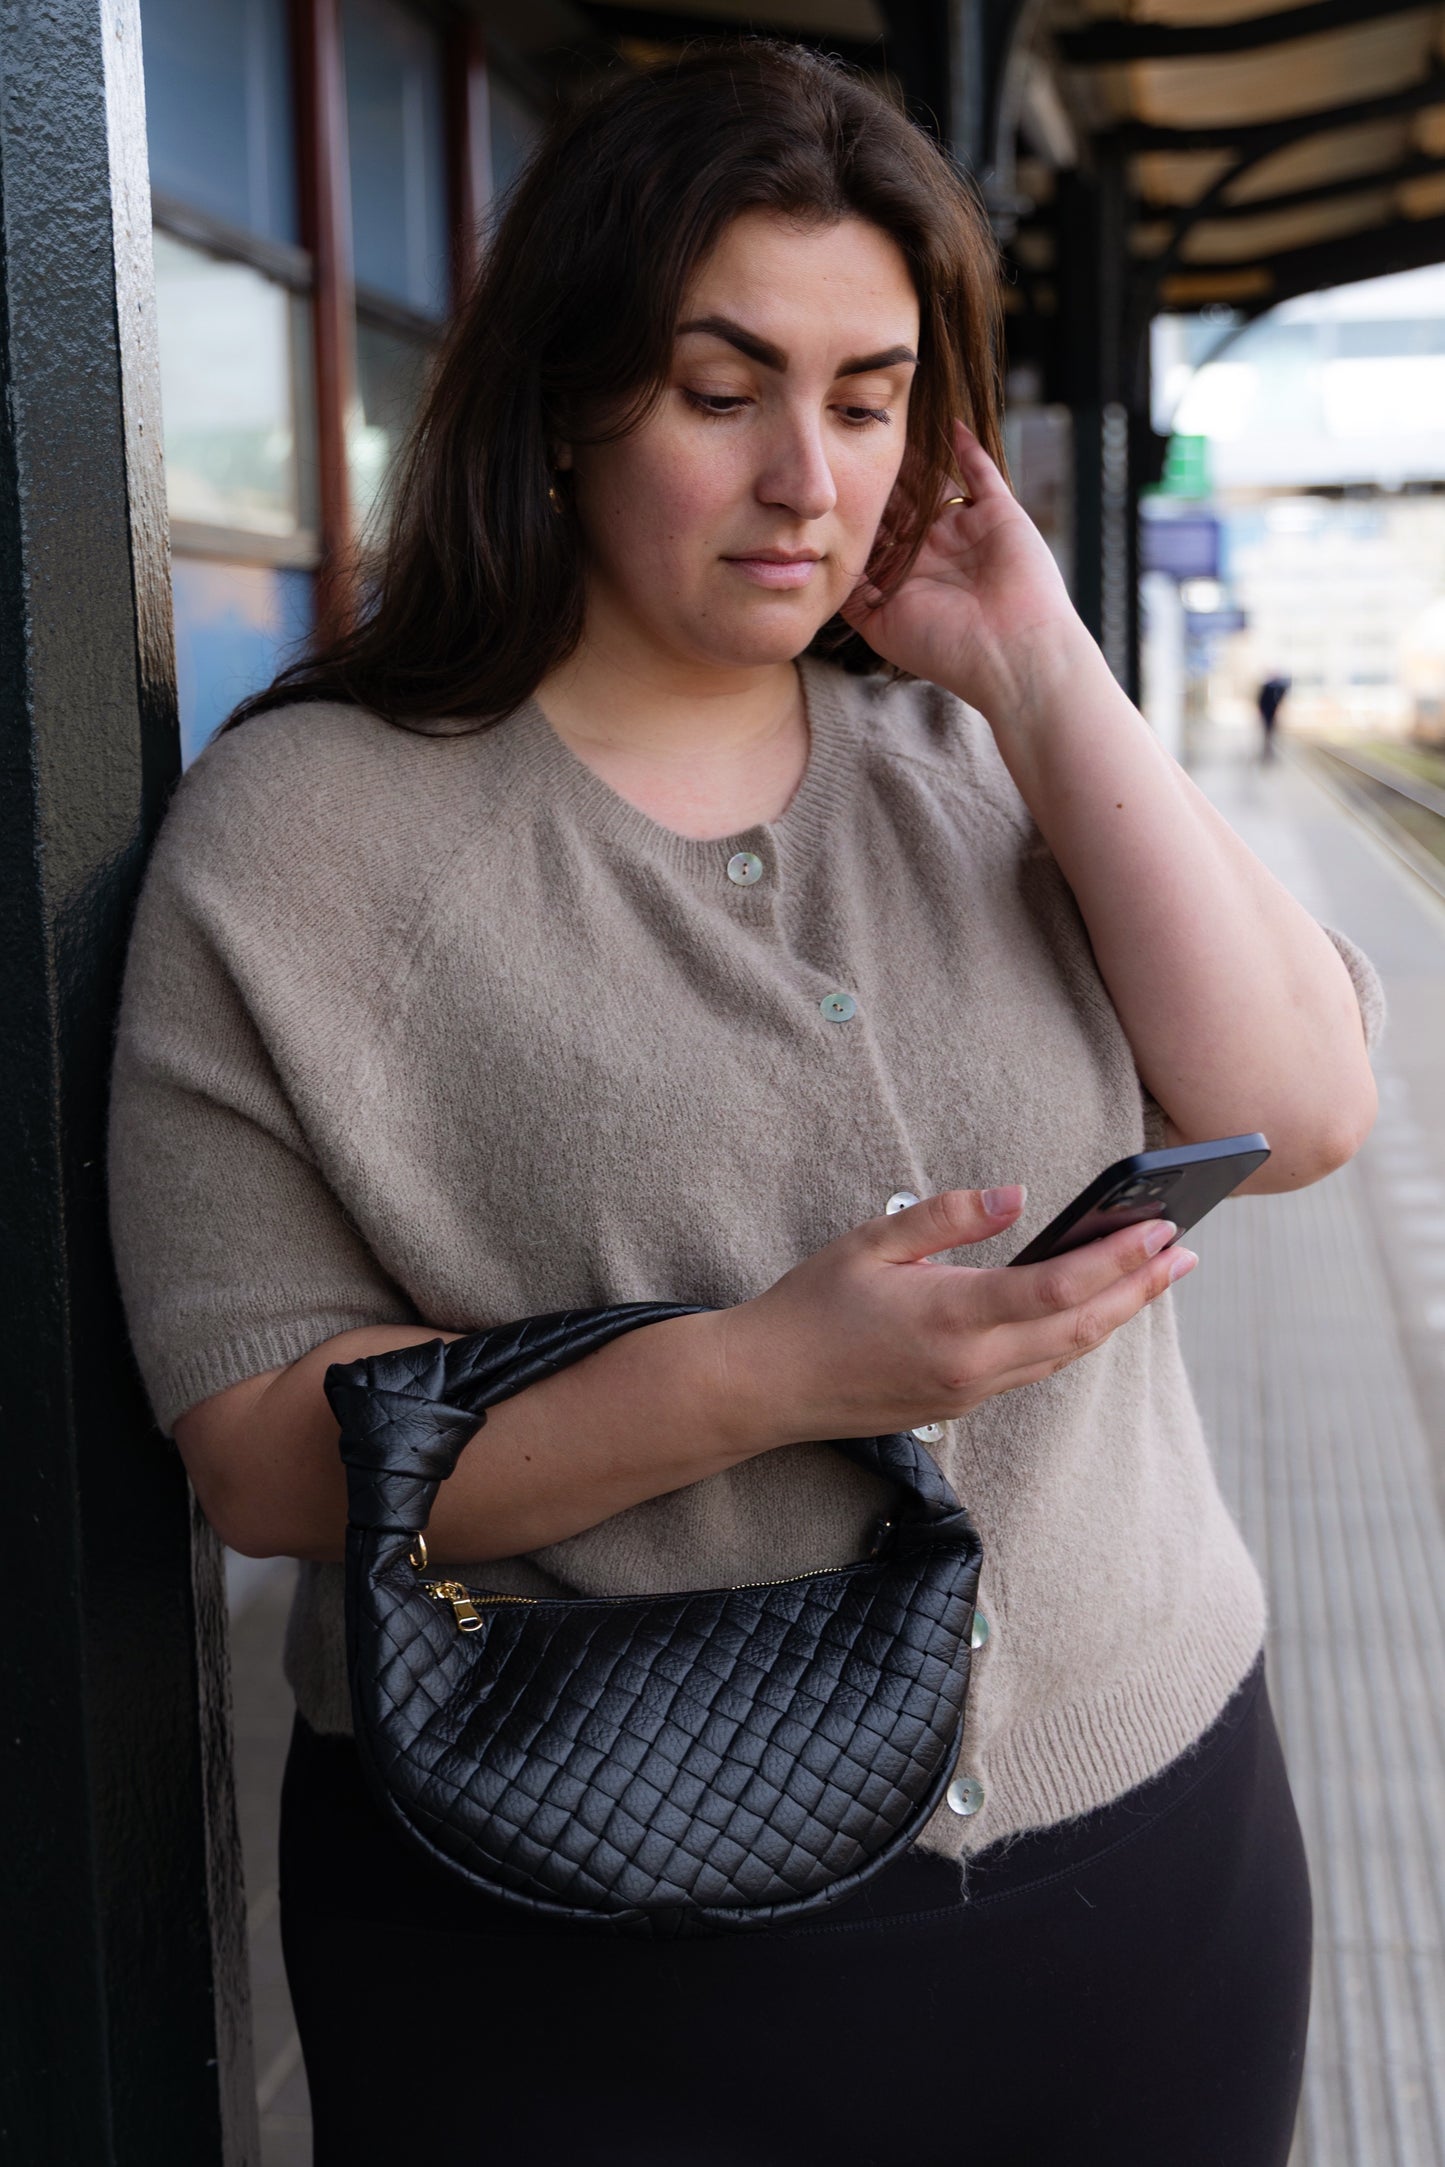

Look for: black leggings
[280,1653,1311,2166]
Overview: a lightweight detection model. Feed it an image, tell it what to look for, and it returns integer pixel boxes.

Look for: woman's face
[558,210,921,674]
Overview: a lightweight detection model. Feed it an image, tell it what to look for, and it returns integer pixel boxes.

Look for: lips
[722,550,823,590]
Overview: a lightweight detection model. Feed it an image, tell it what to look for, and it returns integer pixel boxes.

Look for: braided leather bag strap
[325,1300,971,1549]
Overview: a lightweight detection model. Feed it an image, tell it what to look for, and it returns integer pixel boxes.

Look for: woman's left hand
[841,418,1084,717]
[842,433,1377,1200]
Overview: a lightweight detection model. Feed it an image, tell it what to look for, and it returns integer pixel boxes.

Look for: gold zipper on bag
[727,1564,856,1592]
[406,1540,537,1634]
[424,1580,485,1631]
[422,1579,537,1631]
[729,1519,895,1592]
[407,1542,537,1629]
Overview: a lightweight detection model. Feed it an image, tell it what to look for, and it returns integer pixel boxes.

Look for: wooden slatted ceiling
[1223,119,1419,200]
[1402,166,1445,213]
[1042,0,1445,302]
[1135,188,1395,258]
[1090,11,1440,129]
[564,0,1445,309]
[1075,0,1327,21]
[1132,113,1445,214]
[1132,149,1238,203]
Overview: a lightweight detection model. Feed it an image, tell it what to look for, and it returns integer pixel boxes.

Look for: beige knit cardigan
[107,657,1384,1860]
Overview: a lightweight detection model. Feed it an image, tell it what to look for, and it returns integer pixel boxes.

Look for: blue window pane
[154,232,317,541]
[343,0,448,315]
[172,559,313,766]
[139,0,297,243]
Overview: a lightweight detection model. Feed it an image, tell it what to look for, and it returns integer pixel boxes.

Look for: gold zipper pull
[425,1579,484,1632]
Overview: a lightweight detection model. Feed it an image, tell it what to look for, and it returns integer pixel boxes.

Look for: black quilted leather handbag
[325,1300,984,1937]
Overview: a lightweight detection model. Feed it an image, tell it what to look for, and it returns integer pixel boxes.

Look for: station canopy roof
[1052,0,1445,317]
[505,0,1445,327]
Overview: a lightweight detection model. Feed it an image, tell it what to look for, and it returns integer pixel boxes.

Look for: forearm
[187,1307,779,1565]
[968,623,1376,1189]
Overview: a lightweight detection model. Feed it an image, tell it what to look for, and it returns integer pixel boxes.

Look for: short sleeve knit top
[106,657,1384,1860]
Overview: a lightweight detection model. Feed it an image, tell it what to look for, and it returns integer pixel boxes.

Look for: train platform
[227,719,1445,2166]
[1182,723,1445,2167]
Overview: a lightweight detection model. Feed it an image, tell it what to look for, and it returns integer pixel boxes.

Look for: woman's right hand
[717,1187,1197,1447]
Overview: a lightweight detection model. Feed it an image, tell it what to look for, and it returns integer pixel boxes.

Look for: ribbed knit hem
[913,1554,1270,1862]
[1320,923,1386,1052]
[153,1311,406,1432]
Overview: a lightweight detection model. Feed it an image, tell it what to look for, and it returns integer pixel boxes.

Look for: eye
[837,405,891,428]
[682,390,750,417]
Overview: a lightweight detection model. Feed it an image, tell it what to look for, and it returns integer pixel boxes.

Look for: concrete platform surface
[225,728,1445,2166]
[1181,734,1445,2167]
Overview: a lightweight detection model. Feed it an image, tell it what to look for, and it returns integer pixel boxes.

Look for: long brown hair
[227,40,1007,734]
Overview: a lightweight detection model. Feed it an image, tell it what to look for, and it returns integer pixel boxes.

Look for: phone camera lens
[1110,1173,1178,1207]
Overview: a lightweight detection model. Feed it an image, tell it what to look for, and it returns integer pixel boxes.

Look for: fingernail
[1142,1220,1177,1256]
[1166,1249,1198,1283]
[983,1185,1025,1218]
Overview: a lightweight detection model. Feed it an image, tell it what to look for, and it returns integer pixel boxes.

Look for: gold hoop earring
[547,482,561,508]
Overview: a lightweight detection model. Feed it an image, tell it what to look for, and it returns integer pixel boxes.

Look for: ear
[553,443,575,472]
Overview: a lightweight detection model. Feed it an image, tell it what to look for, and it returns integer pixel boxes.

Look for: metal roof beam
[1060,0,1431,66]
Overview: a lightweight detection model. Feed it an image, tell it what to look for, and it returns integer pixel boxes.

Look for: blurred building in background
[1146,262,1445,749]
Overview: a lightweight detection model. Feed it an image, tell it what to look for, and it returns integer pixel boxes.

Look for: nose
[755,406,837,523]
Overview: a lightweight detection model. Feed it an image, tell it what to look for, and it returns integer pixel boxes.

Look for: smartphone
[1007,1133,1270,1267]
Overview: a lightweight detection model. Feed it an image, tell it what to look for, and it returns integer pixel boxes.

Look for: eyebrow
[676,314,917,377]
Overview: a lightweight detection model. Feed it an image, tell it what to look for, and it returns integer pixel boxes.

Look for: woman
[109,43,1381,2165]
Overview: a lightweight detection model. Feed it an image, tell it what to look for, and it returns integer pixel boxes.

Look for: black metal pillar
[948,0,1031,180]
[948,0,987,169]
[1054,151,1141,698]
[0,3,257,2160]
[884,0,954,144]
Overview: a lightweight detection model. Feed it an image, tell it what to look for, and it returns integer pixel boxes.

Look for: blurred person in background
[1258,669,1291,762]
